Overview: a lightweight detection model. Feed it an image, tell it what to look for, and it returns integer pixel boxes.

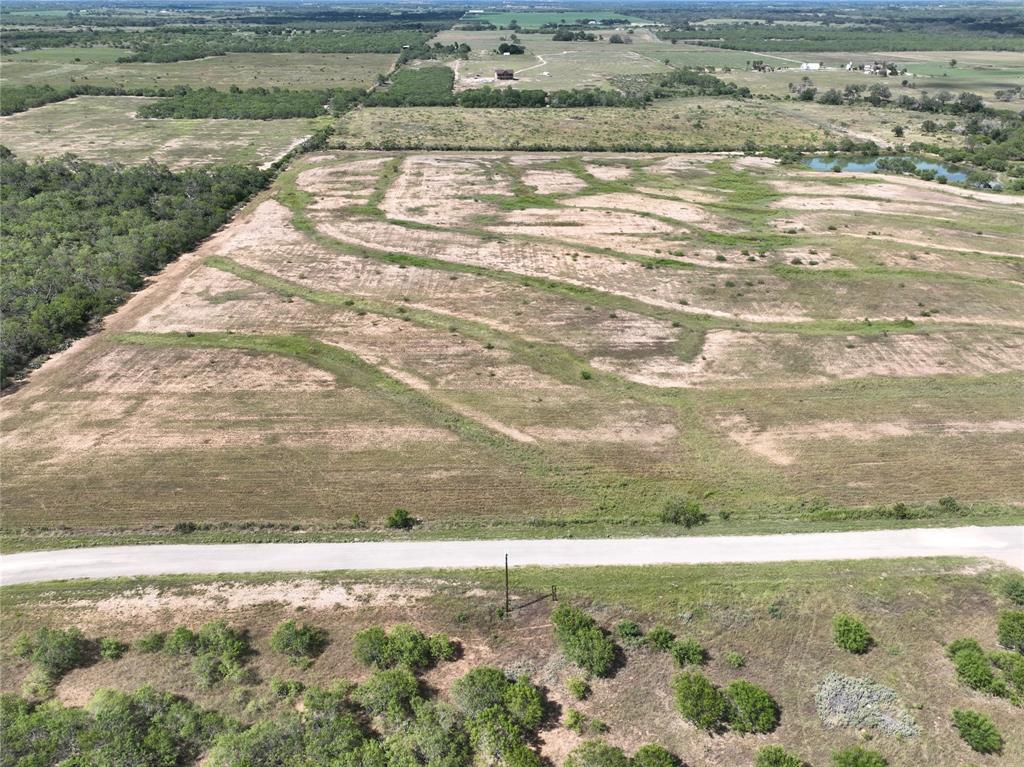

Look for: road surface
[2,526,1021,585]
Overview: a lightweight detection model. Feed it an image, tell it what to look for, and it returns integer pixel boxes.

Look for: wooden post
[505,553,510,617]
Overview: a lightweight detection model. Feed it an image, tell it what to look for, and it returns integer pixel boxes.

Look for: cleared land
[335,98,832,150]
[0,49,397,91]
[1,558,1022,766]
[0,95,325,167]
[2,151,1022,548]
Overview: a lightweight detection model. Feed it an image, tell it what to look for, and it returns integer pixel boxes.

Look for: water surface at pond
[804,156,968,183]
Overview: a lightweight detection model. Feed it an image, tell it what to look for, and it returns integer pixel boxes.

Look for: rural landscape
[1,2,1022,766]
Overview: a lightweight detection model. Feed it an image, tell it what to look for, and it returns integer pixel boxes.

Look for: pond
[803,156,969,183]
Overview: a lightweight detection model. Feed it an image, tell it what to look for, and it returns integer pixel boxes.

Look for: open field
[335,98,834,150]
[0,49,397,91]
[2,150,1022,548]
[2,558,1022,766]
[0,95,326,167]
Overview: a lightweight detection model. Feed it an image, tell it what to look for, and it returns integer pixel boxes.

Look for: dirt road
[2,526,1021,585]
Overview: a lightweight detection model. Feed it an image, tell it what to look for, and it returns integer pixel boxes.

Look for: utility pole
[504,553,510,617]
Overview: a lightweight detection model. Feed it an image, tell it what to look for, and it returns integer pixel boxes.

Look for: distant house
[495,69,514,80]
[800,62,822,71]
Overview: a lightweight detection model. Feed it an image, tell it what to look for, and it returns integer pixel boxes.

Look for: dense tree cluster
[136,86,364,119]
[0,151,267,386]
[1,83,193,116]
[366,66,456,106]
[553,28,597,42]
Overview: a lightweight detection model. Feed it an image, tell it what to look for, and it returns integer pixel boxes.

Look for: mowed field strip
[3,151,1023,544]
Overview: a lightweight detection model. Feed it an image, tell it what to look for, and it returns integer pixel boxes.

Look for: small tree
[833,614,873,654]
[673,672,730,732]
[646,625,675,651]
[726,680,779,734]
[387,508,419,530]
[567,677,590,700]
[99,638,128,661]
[996,610,1024,653]
[952,709,1003,753]
[660,497,708,528]
[831,745,887,767]
[756,745,805,767]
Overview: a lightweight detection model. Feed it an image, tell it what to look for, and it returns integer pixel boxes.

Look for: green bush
[504,676,546,731]
[1003,573,1024,606]
[615,620,644,646]
[670,638,707,667]
[565,740,630,767]
[952,709,1003,753]
[164,626,200,656]
[353,668,421,725]
[270,620,329,666]
[135,631,166,653]
[386,507,419,529]
[551,604,616,677]
[646,625,675,651]
[947,638,1006,696]
[98,638,128,661]
[353,625,456,671]
[997,610,1024,652]
[833,614,873,654]
[831,745,888,767]
[567,676,590,700]
[632,743,679,767]
[673,672,730,732]
[269,677,306,699]
[660,497,708,528]
[451,666,512,718]
[756,745,805,767]
[726,680,779,734]
[724,651,746,669]
[565,708,586,734]
[14,627,93,682]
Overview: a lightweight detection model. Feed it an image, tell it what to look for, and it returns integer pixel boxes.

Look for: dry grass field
[0,95,327,168]
[0,49,397,91]
[2,150,1022,548]
[1,558,1021,767]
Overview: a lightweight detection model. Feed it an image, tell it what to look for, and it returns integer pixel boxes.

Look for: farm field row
[2,151,1021,548]
[2,558,1021,767]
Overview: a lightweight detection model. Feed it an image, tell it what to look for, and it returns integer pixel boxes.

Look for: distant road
[2,526,1021,585]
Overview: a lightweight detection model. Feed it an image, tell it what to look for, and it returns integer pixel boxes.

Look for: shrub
[660,497,708,528]
[673,672,730,732]
[451,666,511,718]
[353,668,421,724]
[670,638,707,667]
[353,625,454,671]
[135,631,166,653]
[192,653,228,690]
[997,610,1024,652]
[14,627,93,682]
[98,638,128,661]
[831,746,887,767]
[832,614,873,654]
[952,708,1003,753]
[726,680,779,734]
[503,676,545,731]
[948,639,1004,695]
[646,625,675,651]
[164,626,200,656]
[269,677,305,699]
[724,651,746,668]
[197,620,251,665]
[615,620,644,646]
[551,604,616,677]
[1003,573,1024,606]
[567,676,590,700]
[271,620,328,667]
[387,507,419,529]
[565,708,586,733]
[565,741,630,767]
[756,745,805,767]
[632,744,679,767]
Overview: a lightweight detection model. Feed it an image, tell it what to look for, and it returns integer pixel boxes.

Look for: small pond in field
[803,156,968,183]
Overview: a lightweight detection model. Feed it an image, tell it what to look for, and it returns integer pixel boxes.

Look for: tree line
[0,151,269,387]
[136,86,365,120]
